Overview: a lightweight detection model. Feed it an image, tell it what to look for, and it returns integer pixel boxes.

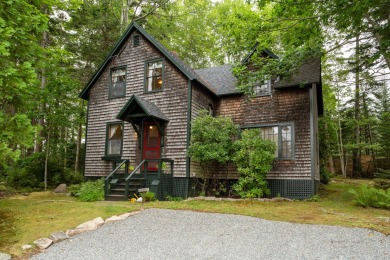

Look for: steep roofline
[79,22,217,100]
[241,42,279,64]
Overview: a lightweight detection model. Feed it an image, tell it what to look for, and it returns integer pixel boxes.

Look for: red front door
[142,122,161,171]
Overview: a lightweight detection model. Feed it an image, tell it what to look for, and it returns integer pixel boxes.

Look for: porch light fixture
[149,126,153,129]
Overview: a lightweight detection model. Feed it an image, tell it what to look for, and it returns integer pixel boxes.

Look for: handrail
[105,159,129,198]
[105,159,128,181]
[125,159,146,181]
[124,158,174,199]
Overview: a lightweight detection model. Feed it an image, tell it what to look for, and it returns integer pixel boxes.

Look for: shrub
[165,195,183,201]
[75,178,104,202]
[233,129,275,198]
[140,191,155,202]
[349,186,390,209]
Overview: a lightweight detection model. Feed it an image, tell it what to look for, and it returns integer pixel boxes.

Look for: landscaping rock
[33,238,53,250]
[193,196,205,201]
[22,244,33,250]
[129,210,141,216]
[270,197,292,202]
[0,252,11,260]
[92,217,105,227]
[186,197,194,201]
[53,184,67,193]
[105,215,122,224]
[50,231,69,243]
[76,220,98,231]
[119,213,131,220]
[205,197,216,201]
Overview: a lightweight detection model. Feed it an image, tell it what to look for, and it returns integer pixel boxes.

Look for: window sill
[101,155,122,161]
[144,89,164,94]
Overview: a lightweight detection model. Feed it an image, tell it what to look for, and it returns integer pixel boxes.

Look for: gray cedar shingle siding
[85,31,189,177]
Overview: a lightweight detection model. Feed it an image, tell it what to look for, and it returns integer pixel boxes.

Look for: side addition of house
[79,22,323,200]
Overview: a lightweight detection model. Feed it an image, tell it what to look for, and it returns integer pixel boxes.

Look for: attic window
[109,67,126,98]
[133,35,140,47]
[253,80,271,96]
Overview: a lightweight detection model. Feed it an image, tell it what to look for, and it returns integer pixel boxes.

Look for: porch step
[105,177,146,201]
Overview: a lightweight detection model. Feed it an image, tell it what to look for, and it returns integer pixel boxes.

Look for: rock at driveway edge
[34,238,53,249]
[50,231,69,243]
[0,252,11,260]
[105,215,122,224]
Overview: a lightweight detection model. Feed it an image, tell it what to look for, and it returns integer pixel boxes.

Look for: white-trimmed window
[109,67,126,98]
[106,123,123,156]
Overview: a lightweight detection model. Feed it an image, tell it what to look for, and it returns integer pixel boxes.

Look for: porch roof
[116,95,169,123]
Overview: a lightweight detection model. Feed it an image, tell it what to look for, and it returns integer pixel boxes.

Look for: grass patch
[1,176,389,258]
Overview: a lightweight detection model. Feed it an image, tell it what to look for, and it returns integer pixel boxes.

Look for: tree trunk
[44,128,50,191]
[328,157,335,174]
[75,120,82,173]
[352,34,361,178]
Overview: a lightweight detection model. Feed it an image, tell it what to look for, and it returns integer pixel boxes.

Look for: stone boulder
[66,219,99,236]
[105,215,122,224]
[0,252,11,260]
[21,244,33,250]
[92,217,105,227]
[34,238,53,249]
[53,184,67,193]
[50,231,69,243]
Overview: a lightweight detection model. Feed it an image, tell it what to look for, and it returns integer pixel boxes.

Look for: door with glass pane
[142,122,160,171]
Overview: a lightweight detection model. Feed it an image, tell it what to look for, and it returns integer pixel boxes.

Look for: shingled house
[79,22,323,200]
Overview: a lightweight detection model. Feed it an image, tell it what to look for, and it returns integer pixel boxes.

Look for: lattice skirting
[267,179,314,199]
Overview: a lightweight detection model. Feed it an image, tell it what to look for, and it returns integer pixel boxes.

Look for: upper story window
[253,80,271,96]
[145,59,163,92]
[109,67,126,98]
[106,123,123,156]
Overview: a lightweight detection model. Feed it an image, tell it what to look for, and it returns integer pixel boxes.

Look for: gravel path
[32,209,390,260]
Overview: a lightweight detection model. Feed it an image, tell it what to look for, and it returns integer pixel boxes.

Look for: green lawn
[0,176,389,258]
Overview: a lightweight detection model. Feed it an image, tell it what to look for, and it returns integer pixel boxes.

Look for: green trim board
[240,122,295,160]
[241,42,279,64]
[79,22,218,100]
[108,66,127,99]
[186,79,192,178]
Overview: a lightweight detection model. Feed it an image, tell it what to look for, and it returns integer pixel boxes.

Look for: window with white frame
[106,123,123,156]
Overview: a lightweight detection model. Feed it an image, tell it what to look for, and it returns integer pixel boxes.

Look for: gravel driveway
[32,209,390,260]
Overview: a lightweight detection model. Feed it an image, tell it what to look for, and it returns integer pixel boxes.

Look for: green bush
[75,178,104,202]
[165,195,183,201]
[140,191,156,202]
[349,186,390,209]
[233,129,275,198]
[320,165,331,185]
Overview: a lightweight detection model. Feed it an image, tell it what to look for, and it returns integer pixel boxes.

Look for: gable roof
[79,22,217,100]
[241,43,279,63]
[274,59,321,89]
[117,95,169,123]
[195,65,239,96]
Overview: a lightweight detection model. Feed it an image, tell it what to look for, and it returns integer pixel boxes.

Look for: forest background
[0,0,389,190]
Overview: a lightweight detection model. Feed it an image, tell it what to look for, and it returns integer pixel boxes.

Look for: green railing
[124,158,174,198]
[104,159,129,198]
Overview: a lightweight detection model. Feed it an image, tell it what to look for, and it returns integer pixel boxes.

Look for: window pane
[147,61,163,91]
[111,68,126,97]
[261,126,278,157]
[107,124,122,155]
[281,125,292,158]
[253,80,270,96]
